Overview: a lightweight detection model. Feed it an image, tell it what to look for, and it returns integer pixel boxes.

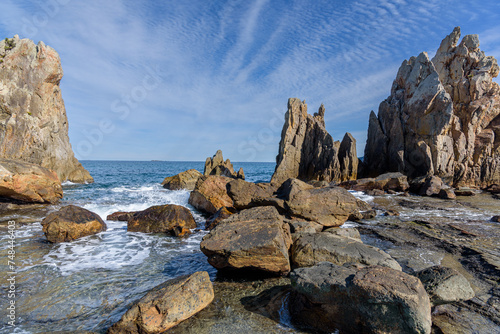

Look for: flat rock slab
[108,271,214,333]
[200,206,292,275]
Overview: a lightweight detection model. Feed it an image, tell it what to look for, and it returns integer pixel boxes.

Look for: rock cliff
[271,98,357,185]
[0,36,93,183]
[364,27,500,187]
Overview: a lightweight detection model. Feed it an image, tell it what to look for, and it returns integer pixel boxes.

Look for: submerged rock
[204,150,243,179]
[363,27,500,188]
[290,262,432,334]
[200,206,292,275]
[127,204,196,236]
[41,205,106,242]
[0,36,92,183]
[107,271,214,334]
[188,175,234,214]
[271,98,357,185]
[161,169,202,190]
[0,158,62,204]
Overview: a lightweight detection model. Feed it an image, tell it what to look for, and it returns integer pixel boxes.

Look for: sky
[1,0,500,162]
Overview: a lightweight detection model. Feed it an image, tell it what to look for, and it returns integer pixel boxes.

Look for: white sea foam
[62,180,78,186]
[348,190,375,203]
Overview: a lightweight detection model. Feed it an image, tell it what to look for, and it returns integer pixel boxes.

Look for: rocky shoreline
[0,28,499,333]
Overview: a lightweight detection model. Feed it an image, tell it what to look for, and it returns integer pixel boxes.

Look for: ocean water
[0,161,276,333]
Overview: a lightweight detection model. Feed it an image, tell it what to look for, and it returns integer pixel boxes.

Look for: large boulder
[0,158,62,204]
[188,175,233,214]
[415,266,475,305]
[290,262,432,334]
[127,204,196,237]
[106,211,137,221]
[283,181,370,227]
[271,98,357,185]
[340,172,409,192]
[108,271,214,334]
[226,178,275,210]
[363,27,500,188]
[291,233,402,270]
[161,169,202,191]
[204,150,243,179]
[41,205,106,243]
[200,206,292,275]
[0,36,92,183]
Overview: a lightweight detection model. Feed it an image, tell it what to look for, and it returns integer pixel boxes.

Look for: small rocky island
[0,28,499,334]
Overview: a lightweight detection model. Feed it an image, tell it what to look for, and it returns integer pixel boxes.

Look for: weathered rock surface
[415,265,475,305]
[341,172,409,192]
[290,262,432,334]
[205,206,236,230]
[291,233,402,270]
[204,150,243,179]
[410,175,444,196]
[0,158,62,203]
[107,271,214,334]
[200,206,292,275]
[271,98,357,185]
[106,211,137,221]
[161,169,202,191]
[41,205,106,242]
[323,226,361,240]
[226,179,275,210]
[0,36,92,183]
[127,204,196,236]
[364,27,500,188]
[188,175,233,214]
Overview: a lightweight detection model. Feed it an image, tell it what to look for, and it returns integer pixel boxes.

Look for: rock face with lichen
[0,36,92,183]
[364,27,500,188]
[271,98,358,185]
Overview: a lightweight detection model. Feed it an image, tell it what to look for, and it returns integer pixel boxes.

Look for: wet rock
[226,179,275,210]
[161,169,202,190]
[41,205,106,243]
[410,175,445,196]
[290,262,432,334]
[188,175,234,214]
[341,172,409,192]
[106,211,137,221]
[200,207,292,275]
[205,206,236,230]
[382,209,400,216]
[128,204,196,236]
[485,184,500,194]
[291,233,402,270]
[0,158,62,204]
[107,271,214,334]
[415,266,474,305]
[204,150,243,179]
[271,98,356,185]
[439,188,457,199]
[491,215,500,222]
[323,227,361,240]
[366,189,386,196]
[0,36,92,183]
[454,188,476,196]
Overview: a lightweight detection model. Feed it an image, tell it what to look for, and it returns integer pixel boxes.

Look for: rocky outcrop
[200,206,292,275]
[204,150,243,179]
[271,98,357,185]
[226,179,275,210]
[127,204,196,236]
[0,158,62,203]
[291,233,402,270]
[188,175,233,214]
[290,262,432,334]
[364,27,500,188]
[340,172,409,193]
[41,205,106,242]
[0,36,92,183]
[161,169,202,191]
[108,271,214,334]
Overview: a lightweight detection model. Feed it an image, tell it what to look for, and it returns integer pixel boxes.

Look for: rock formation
[0,36,92,183]
[127,204,196,237]
[271,98,358,185]
[162,169,202,190]
[364,27,500,188]
[204,150,244,179]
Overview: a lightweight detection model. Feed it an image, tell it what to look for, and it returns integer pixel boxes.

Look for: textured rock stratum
[204,150,244,179]
[271,98,358,185]
[364,27,500,188]
[0,36,92,183]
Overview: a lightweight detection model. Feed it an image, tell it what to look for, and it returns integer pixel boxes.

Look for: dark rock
[454,188,476,196]
[439,188,457,199]
[205,206,236,230]
[41,205,106,243]
[226,179,274,210]
[340,172,409,192]
[107,271,214,334]
[204,150,243,179]
[492,215,500,222]
[161,169,202,190]
[188,176,233,214]
[127,204,196,236]
[106,211,137,221]
[366,189,386,196]
[383,209,400,216]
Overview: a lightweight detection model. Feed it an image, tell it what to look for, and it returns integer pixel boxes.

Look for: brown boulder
[0,158,63,204]
[161,169,202,191]
[340,172,409,192]
[107,271,214,334]
[106,211,137,221]
[127,204,196,237]
[205,206,236,230]
[188,175,233,214]
[226,179,275,210]
[41,205,106,243]
[200,206,292,275]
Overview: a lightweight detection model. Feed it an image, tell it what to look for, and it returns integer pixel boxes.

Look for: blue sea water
[0,161,275,334]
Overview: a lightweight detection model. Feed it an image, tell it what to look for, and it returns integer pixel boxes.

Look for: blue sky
[1,0,500,162]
